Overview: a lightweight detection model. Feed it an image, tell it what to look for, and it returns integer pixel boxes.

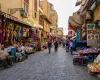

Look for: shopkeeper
[0,44,13,68]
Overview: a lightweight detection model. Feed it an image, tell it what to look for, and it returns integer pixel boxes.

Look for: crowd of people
[47,39,74,54]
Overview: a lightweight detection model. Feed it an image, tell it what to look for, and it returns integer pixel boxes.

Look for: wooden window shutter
[34,0,37,11]
[24,0,29,4]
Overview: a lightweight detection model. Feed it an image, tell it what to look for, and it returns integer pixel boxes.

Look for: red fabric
[2,20,6,41]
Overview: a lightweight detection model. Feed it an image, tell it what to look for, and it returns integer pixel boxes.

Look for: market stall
[73,48,99,66]
[88,54,100,74]
[77,48,99,62]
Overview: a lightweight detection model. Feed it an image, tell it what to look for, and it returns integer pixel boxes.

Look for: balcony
[40,14,52,24]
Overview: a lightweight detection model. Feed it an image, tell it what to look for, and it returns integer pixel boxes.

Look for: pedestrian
[54,40,58,52]
[66,40,69,52]
[47,40,52,53]
[70,40,74,54]
[62,40,65,48]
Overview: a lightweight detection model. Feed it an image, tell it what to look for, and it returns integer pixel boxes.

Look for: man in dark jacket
[54,40,58,52]
[47,40,52,53]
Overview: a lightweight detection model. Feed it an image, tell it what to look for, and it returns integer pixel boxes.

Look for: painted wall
[40,0,51,33]
[0,0,40,28]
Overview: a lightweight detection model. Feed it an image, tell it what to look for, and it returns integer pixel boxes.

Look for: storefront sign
[76,30,81,42]
[87,24,96,46]
[27,19,34,25]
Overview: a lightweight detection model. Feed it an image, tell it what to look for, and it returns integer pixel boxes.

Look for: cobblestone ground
[0,47,99,80]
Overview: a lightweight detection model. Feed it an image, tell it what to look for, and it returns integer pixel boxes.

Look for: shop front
[0,11,32,45]
[93,5,100,47]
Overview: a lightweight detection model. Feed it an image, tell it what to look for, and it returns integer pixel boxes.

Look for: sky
[48,0,80,35]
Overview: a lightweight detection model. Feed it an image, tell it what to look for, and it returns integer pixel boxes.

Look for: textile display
[0,15,2,43]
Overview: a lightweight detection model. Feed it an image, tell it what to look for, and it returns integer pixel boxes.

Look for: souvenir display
[0,15,2,43]
[88,54,100,73]
[78,48,98,54]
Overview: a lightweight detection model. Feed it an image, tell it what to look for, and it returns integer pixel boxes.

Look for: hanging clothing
[23,28,27,37]
[0,15,2,43]
[2,19,6,42]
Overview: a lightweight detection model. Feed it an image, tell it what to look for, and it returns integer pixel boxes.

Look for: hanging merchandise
[10,23,15,43]
[36,29,38,33]
[27,28,29,37]
[19,26,22,40]
[5,21,11,42]
[23,28,27,37]
[0,15,2,43]
[29,29,32,37]
[9,23,13,43]
[13,24,17,42]
[17,26,21,42]
[2,17,6,42]
[34,29,37,41]
[41,31,43,37]
[16,25,20,42]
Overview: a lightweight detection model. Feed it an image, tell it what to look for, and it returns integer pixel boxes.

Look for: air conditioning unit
[23,12,28,18]
[20,10,28,18]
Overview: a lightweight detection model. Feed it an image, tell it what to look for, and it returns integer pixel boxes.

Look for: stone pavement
[0,47,99,80]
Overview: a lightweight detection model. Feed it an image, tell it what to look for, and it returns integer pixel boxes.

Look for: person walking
[54,40,58,52]
[62,40,65,48]
[66,40,69,52]
[47,40,52,53]
[70,40,74,54]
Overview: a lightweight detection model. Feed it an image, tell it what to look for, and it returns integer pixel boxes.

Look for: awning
[68,16,80,27]
[75,0,82,6]
[94,19,100,27]
[81,0,92,13]
[38,24,43,29]
[0,11,33,27]
[40,14,52,24]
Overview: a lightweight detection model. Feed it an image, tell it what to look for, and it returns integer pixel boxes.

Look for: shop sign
[76,30,81,42]
[27,19,34,25]
[87,24,96,46]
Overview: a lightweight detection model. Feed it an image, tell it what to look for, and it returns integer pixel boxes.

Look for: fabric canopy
[68,16,80,27]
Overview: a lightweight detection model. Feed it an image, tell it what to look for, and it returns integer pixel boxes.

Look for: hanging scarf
[0,15,2,43]
[2,19,5,42]
[23,28,27,37]
[17,26,21,41]
[27,28,29,37]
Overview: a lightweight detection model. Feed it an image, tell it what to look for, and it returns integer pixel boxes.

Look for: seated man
[0,44,14,68]
[16,43,23,61]
[20,43,28,59]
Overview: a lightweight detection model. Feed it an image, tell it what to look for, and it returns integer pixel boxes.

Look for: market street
[0,47,99,80]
